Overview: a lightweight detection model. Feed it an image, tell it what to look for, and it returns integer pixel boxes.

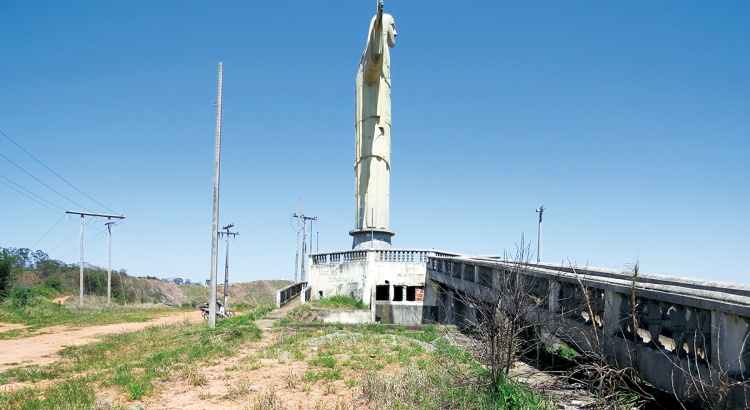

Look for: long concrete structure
[307,249,750,407]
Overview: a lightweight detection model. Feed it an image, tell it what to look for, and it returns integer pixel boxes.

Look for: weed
[283,372,302,389]
[303,368,342,382]
[308,356,337,368]
[225,377,253,399]
[322,380,338,395]
[344,378,358,388]
[251,387,285,410]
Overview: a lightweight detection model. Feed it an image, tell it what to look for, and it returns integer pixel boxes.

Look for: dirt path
[0,310,202,371]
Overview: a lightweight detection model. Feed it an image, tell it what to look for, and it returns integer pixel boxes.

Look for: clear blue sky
[1,1,748,284]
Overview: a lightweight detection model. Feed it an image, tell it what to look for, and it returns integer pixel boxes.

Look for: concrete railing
[428,255,750,404]
[311,249,459,265]
[277,281,307,308]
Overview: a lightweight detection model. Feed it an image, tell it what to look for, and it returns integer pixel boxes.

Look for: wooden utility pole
[65,211,124,306]
[209,62,223,328]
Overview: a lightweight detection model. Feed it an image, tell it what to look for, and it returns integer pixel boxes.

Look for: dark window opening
[393,286,404,301]
[376,285,390,301]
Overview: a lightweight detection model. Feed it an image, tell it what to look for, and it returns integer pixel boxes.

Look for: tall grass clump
[316,295,367,309]
[360,337,554,410]
[0,378,96,409]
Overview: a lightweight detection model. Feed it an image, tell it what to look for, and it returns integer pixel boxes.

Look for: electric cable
[0,173,66,212]
[0,151,91,212]
[0,129,117,214]
[31,214,67,248]
[0,178,62,214]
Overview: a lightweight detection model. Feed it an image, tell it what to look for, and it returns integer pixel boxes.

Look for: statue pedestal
[350,229,395,250]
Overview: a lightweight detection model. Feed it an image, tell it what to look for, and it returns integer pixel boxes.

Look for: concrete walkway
[255,296,301,331]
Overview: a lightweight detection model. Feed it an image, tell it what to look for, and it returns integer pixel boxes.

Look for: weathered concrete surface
[313,308,371,324]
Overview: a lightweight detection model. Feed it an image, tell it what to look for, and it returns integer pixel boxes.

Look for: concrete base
[350,229,395,250]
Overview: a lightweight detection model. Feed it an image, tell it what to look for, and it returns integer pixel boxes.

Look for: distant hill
[150,279,293,307]
[1,246,292,307]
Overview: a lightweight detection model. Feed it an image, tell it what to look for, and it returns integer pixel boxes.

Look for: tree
[0,251,16,301]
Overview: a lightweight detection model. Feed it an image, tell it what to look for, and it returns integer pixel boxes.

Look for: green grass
[0,378,96,409]
[303,368,342,382]
[315,295,367,309]
[0,307,272,407]
[0,300,179,339]
[0,306,554,410]
[309,356,337,368]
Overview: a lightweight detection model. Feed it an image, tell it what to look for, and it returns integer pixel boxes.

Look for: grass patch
[0,301,178,339]
[303,368,342,382]
[315,295,367,310]
[0,378,96,409]
[309,356,337,368]
[0,307,271,405]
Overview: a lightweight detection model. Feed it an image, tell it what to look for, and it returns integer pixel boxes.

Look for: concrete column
[492,268,501,290]
[670,305,687,356]
[549,280,561,313]
[603,290,623,336]
[712,311,750,377]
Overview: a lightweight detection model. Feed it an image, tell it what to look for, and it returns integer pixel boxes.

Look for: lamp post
[535,206,545,263]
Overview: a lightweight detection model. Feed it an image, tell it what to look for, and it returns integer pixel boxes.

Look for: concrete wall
[314,308,371,324]
[308,249,455,325]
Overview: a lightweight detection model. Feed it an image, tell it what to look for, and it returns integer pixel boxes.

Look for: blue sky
[1,1,748,284]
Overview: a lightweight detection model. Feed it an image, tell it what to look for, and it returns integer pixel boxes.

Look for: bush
[0,253,14,301]
[11,287,34,307]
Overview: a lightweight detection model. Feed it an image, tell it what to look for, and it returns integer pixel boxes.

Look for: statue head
[383,14,397,47]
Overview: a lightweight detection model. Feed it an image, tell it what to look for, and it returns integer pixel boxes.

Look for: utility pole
[293,198,301,282]
[536,206,545,263]
[219,223,239,311]
[293,213,317,282]
[209,62,223,328]
[105,219,118,306]
[309,217,314,257]
[65,211,124,306]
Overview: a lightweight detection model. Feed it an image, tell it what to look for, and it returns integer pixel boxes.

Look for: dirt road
[0,310,202,371]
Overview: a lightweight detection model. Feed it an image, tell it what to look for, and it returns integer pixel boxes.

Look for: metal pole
[316,231,319,253]
[107,219,112,306]
[209,62,223,328]
[536,206,544,263]
[309,218,314,257]
[79,214,84,306]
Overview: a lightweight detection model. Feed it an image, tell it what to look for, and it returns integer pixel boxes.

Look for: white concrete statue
[352,2,397,249]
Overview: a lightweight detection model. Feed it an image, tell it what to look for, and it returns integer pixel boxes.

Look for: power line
[0,173,66,212]
[0,178,63,214]
[0,129,117,214]
[0,151,91,212]
[31,214,67,248]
